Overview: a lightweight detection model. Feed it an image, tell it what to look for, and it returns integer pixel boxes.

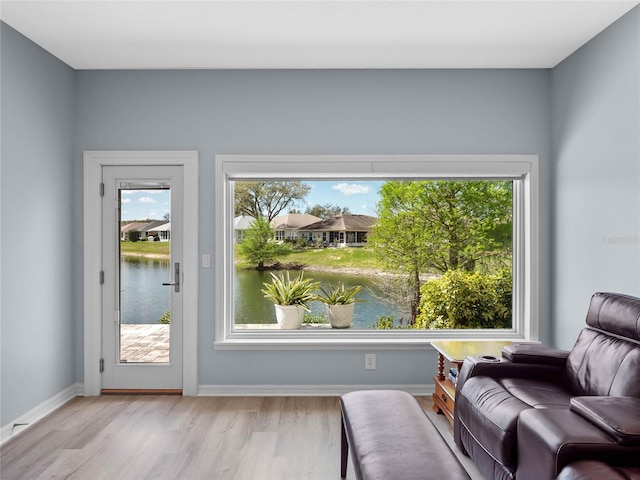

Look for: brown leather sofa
[453,292,640,480]
[556,460,640,480]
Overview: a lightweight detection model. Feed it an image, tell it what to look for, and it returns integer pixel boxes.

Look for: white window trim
[214,155,538,350]
[83,151,199,395]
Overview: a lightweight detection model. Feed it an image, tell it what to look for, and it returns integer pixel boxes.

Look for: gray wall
[1,24,76,426]
[74,69,553,387]
[550,7,640,349]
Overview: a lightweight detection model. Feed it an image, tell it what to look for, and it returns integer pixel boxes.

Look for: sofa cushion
[500,378,572,409]
[564,329,640,396]
[456,376,531,468]
[585,292,640,341]
[563,292,640,396]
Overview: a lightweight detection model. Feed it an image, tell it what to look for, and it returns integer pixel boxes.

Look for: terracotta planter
[274,304,305,329]
[327,303,354,329]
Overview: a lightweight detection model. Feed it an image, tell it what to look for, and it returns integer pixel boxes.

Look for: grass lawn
[120,242,382,270]
[121,241,170,257]
[236,246,384,270]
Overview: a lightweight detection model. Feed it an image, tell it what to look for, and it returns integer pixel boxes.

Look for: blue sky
[121,189,171,221]
[120,181,383,221]
[302,181,383,216]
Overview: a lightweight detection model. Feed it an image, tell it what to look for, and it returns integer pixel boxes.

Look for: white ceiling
[1,1,639,69]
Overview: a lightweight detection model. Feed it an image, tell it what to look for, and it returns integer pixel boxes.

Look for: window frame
[214,155,538,350]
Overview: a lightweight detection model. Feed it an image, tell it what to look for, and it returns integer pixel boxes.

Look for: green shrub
[366,315,409,330]
[129,230,140,242]
[303,311,328,324]
[158,310,171,324]
[415,269,512,329]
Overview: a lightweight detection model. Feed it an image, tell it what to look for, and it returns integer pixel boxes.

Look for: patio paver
[120,324,170,363]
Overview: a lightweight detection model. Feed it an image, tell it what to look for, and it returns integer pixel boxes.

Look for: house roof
[139,221,169,232]
[303,214,377,232]
[120,221,148,233]
[234,215,256,230]
[270,213,322,230]
[149,222,171,232]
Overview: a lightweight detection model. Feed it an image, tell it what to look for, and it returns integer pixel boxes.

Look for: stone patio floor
[120,324,170,363]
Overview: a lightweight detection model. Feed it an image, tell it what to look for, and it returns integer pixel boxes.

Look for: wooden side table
[431,340,512,431]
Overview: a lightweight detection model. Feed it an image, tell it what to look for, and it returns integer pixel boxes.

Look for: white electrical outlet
[365,353,376,370]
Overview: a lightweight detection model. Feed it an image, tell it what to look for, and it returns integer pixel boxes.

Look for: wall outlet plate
[365,353,376,370]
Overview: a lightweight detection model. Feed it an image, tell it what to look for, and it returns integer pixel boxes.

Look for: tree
[237,217,292,270]
[234,181,311,222]
[305,203,351,219]
[367,180,512,323]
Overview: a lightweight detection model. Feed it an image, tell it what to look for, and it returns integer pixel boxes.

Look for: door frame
[83,151,199,396]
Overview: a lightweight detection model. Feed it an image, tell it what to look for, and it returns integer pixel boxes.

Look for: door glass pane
[118,185,171,363]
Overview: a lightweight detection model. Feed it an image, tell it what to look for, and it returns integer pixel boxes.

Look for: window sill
[214,327,527,350]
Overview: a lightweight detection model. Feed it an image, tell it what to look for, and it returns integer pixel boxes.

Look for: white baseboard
[197,384,435,396]
[1,383,83,446]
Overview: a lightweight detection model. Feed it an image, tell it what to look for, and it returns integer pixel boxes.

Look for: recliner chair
[453,292,640,480]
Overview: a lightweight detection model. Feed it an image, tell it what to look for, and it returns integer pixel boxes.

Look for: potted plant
[316,282,363,329]
[261,271,320,329]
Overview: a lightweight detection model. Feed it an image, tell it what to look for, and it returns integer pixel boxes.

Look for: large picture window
[215,155,538,348]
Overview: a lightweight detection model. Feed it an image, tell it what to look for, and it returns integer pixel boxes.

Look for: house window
[215,155,538,348]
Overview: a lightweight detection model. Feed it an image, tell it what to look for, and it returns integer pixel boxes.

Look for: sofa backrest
[563,292,640,397]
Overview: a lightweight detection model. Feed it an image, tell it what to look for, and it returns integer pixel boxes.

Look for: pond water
[120,256,170,324]
[234,269,408,329]
[120,258,408,329]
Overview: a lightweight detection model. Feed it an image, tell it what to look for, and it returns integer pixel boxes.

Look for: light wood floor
[0,395,483,480]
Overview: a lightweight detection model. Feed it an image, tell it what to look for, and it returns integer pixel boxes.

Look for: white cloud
[332,183,370,196]
[139,197,156,204]
[121,198,131,204]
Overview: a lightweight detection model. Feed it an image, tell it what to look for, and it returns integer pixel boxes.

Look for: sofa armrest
[516,409,640,480]
[570,397,640,446]
[501,344,569,366]
[455,354,564,400]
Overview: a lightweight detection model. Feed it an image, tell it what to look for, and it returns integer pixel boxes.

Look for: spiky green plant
[315,282,363,305]
[158,310,171,324]
[261,271,320,311]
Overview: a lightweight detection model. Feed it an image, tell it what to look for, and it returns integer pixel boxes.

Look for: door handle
[162,262,180,292]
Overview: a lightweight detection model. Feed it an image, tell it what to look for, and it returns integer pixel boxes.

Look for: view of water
[121,258,408,329]
[120,256,171,324]
[234,269,408,329]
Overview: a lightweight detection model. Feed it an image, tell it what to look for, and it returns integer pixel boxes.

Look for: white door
[101,165,183,391]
